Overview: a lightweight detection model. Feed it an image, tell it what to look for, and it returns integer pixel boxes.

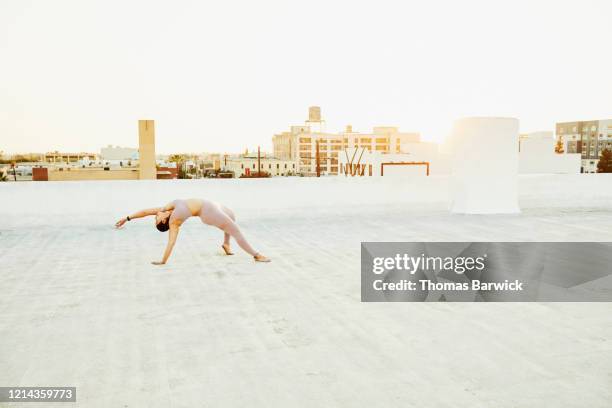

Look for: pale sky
[1,0,611,155]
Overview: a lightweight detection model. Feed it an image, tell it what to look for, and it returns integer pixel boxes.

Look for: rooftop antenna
[316,140,320,177]
[257,146,261,176]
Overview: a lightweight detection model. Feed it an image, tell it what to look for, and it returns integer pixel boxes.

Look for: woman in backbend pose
[115,198,270,265]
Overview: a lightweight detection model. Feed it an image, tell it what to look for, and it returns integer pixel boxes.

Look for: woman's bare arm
[152,224,179,265]
[161,202,175,211]
[115,207,162,228]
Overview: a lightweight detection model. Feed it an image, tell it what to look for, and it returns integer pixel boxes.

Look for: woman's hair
[156,218,170,232]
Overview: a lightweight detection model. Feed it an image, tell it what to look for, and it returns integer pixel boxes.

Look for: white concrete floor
[1,176,611,407]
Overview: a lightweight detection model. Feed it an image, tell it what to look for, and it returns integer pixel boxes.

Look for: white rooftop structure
[519,131,581,174]
[450,117,520,214]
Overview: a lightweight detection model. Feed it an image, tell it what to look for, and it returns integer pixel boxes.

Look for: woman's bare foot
[254,253,271,262]
[222,244,234,255]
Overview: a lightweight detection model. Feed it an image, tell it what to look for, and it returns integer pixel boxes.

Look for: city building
[44,151,98,163]
[33,120,163,181]
[156,164,179,180]
[556,119,612,173]
[519,131,580,174]
[272,107,421,176]
[221,152,296,177]
[200,153,222,174]
[100,145,138,160]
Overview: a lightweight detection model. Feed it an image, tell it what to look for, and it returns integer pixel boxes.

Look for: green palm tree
[169,154,186,179]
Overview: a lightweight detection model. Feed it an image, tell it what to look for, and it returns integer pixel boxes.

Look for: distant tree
[597,148,612,173]
[554,139,564,154]
[168,154,186,179]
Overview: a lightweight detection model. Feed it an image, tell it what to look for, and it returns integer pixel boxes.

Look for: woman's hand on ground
[151,261,166,265]
[115,218,127,228]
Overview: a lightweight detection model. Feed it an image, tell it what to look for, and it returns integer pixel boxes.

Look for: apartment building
[221,154,296,177]
[556,119,612,173]
[44,151,98,163]
[100,145,138,160]
[272,107,420,176]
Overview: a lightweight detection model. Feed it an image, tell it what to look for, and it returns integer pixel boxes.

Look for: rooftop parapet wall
[47,168,139,181]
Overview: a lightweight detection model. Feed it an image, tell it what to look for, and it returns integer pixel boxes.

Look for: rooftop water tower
[306,106,325,132]
[308,106,321,122]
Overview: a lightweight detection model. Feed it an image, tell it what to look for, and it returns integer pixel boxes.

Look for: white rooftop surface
[1,175,612,407]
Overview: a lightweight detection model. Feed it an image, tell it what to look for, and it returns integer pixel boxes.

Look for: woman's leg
[221,220,258,257]
[221,206,235,255]
[202,203,268,260]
